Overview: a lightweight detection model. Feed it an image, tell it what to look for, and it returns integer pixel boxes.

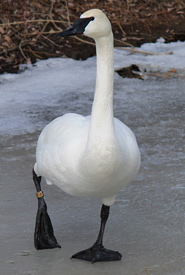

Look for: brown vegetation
[0,0,185,74]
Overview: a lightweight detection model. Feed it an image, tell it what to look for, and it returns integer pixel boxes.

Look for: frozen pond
[0,43,185,274]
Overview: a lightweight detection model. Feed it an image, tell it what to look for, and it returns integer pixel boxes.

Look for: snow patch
[0,39,185,136]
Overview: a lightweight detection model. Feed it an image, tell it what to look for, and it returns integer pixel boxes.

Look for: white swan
[33,9,140,263]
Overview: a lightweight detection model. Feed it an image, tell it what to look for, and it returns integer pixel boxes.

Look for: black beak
[57,17,94,37]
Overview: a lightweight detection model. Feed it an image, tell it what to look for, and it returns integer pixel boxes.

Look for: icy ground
[0,40,185,275]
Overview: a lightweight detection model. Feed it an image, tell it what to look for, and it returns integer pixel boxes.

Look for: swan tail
[32,169,61,250]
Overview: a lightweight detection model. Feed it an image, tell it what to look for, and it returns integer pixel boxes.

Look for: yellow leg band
[36,191,44,198]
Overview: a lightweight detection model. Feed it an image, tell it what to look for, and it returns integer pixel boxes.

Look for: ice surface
[0,40,185,274]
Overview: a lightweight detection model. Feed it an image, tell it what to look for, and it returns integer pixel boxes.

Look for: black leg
[71,204,122,263]
[33,169,61,250]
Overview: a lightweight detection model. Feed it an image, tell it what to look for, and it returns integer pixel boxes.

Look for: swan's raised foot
[33,169,61,250]
[71,245,122,263]
[34,197,61,250]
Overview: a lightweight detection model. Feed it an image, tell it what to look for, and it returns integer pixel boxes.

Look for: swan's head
[58,9,112,40]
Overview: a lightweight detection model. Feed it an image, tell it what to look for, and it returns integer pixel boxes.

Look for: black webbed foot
[33,169,61,250]
[71,204,122,263]
[34,196,61,249]
[71,244,122,263]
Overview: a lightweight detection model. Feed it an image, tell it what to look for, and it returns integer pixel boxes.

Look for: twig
[49,1,62,31]
[24,48,63,57]
[36,21,49,40]
[50,0,54,17]
[116,47,173,55]
[0,19,69,27]
[19,40,27,60]
[114,39,134,48]
[115,21,126,36]
[73,36,95,46]
[65,0,71,26]
[41,34,64,48]
[27,46,43,59]
[145,72,185,79]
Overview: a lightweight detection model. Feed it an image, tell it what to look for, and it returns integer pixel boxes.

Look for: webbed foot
[33,169,61,250]
[34,196,61,249]
[71,244,122,263]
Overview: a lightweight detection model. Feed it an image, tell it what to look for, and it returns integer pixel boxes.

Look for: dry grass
[0,0,184,73]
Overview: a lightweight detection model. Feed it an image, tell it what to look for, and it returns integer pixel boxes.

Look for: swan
[33,9,140,263]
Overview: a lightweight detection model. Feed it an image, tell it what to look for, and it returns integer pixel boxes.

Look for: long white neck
[86,32,116,152]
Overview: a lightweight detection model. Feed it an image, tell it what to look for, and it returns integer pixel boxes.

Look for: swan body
[33,9,140,261]
[34,113,139,205]
[34,9,140,206]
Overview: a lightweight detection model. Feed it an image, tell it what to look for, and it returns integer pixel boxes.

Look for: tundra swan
[33,8,140,263]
